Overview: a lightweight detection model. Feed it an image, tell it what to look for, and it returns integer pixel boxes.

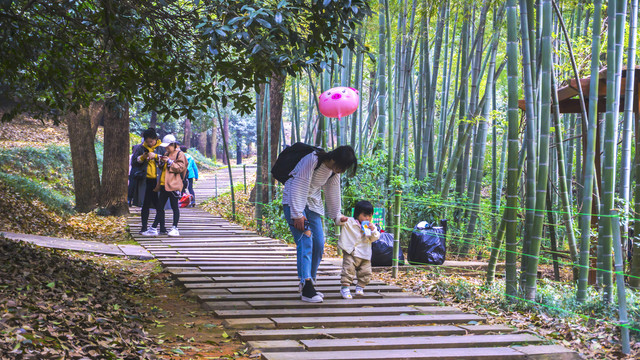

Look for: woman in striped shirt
[282,145,358,303]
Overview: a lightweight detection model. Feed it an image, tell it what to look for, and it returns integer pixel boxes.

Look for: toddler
[336,200,380,299]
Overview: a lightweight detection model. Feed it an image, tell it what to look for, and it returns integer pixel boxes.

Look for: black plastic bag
[407,220,447,265]
[371,232,404,267]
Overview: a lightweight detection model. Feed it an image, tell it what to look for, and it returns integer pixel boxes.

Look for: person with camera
[131,128,163,235]
[282,145,358,302]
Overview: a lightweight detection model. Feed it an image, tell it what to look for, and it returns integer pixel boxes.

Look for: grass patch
[0,145,75,197]
[0,172,74,214]
[188,149,223,170]
[201,182,256,230]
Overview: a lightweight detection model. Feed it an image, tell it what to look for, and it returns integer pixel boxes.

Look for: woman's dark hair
[142,128,158,140]
[316,145,358,176]
[180,146,188,152]
[353,200,374,219]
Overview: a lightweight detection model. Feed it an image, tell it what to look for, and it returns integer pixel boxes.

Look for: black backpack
[271,142,324,184]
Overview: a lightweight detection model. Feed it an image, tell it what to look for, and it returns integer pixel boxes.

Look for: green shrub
[188,149,221,170]
[0,172,74,214]
[0,145,75,196]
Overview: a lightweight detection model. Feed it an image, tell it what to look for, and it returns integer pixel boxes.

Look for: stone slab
[260,347,525,360]
[215,306,419,319]
[223,318,276,329]
[301,334,543,351]
[512,345,582,359]
[248,340,304,353]
[271,314,485,328]
[237,325,515,341]
[246,297,437,309]
[227,285,401,294]
[199,292,383,302]
[117,244,154,259]
[201,301,251,310]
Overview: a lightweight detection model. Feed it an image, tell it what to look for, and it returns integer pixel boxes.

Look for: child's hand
[368,223,376,230]
[340,216,349,223]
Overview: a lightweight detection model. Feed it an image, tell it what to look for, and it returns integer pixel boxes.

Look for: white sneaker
[301,294,323,303]
[340,287,352,299]
[168,227,180,237]
[141,227,158,236]
[355,286,365,296]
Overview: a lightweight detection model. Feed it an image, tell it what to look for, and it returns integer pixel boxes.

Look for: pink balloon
[318,87,359,119]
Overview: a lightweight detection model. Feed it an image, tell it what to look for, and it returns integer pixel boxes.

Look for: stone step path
[127,168,580,360]
[2,231,154,260]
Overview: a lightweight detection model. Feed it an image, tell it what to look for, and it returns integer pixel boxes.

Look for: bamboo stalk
[627,0,640,288]
[519,0,538,291]
[551,72,579,282]
[255,85,264,232]
[214,101,235,221]
[577,0,602,303]
[505,0,520,299]
[487,142,525,286]
[523,0,552,301]
[611,211,631,354]
[546,186,560,281]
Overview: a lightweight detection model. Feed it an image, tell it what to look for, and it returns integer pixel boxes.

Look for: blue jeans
[283,205,325,285]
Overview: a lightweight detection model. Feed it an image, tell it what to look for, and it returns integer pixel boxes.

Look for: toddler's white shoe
[355,286,365,296]
[340,287,352,299]
[168,227,180,237]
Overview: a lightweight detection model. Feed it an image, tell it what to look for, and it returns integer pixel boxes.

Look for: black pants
[153,186,180,232]
[127,174,138,203]
[141,178,158,230]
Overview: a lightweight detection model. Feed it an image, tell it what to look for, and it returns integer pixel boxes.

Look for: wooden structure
[518,66,640,114]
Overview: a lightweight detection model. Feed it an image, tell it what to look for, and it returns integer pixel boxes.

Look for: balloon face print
[318,87,360,119]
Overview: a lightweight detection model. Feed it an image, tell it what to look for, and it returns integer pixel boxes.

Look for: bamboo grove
[254,0,639,306]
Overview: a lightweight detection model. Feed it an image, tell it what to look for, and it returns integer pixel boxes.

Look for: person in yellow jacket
[143,134,187,237]
[131,128,163,235]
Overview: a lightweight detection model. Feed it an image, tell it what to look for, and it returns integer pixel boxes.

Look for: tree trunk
[90,101,104,138]
[149,111,157,129]
[236,129,243,165]
[197,131,207,156]
[184,118,192,148]
[99,100,130,216]
[210,120,218,162]
[258,73,286,204]
[66,106,100,213]
[222,114,230,164]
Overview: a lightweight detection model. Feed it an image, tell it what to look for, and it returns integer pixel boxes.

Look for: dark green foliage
[0,0,370,121]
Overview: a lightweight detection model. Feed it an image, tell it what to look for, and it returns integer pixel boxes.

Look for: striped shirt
[282,152,341,220]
